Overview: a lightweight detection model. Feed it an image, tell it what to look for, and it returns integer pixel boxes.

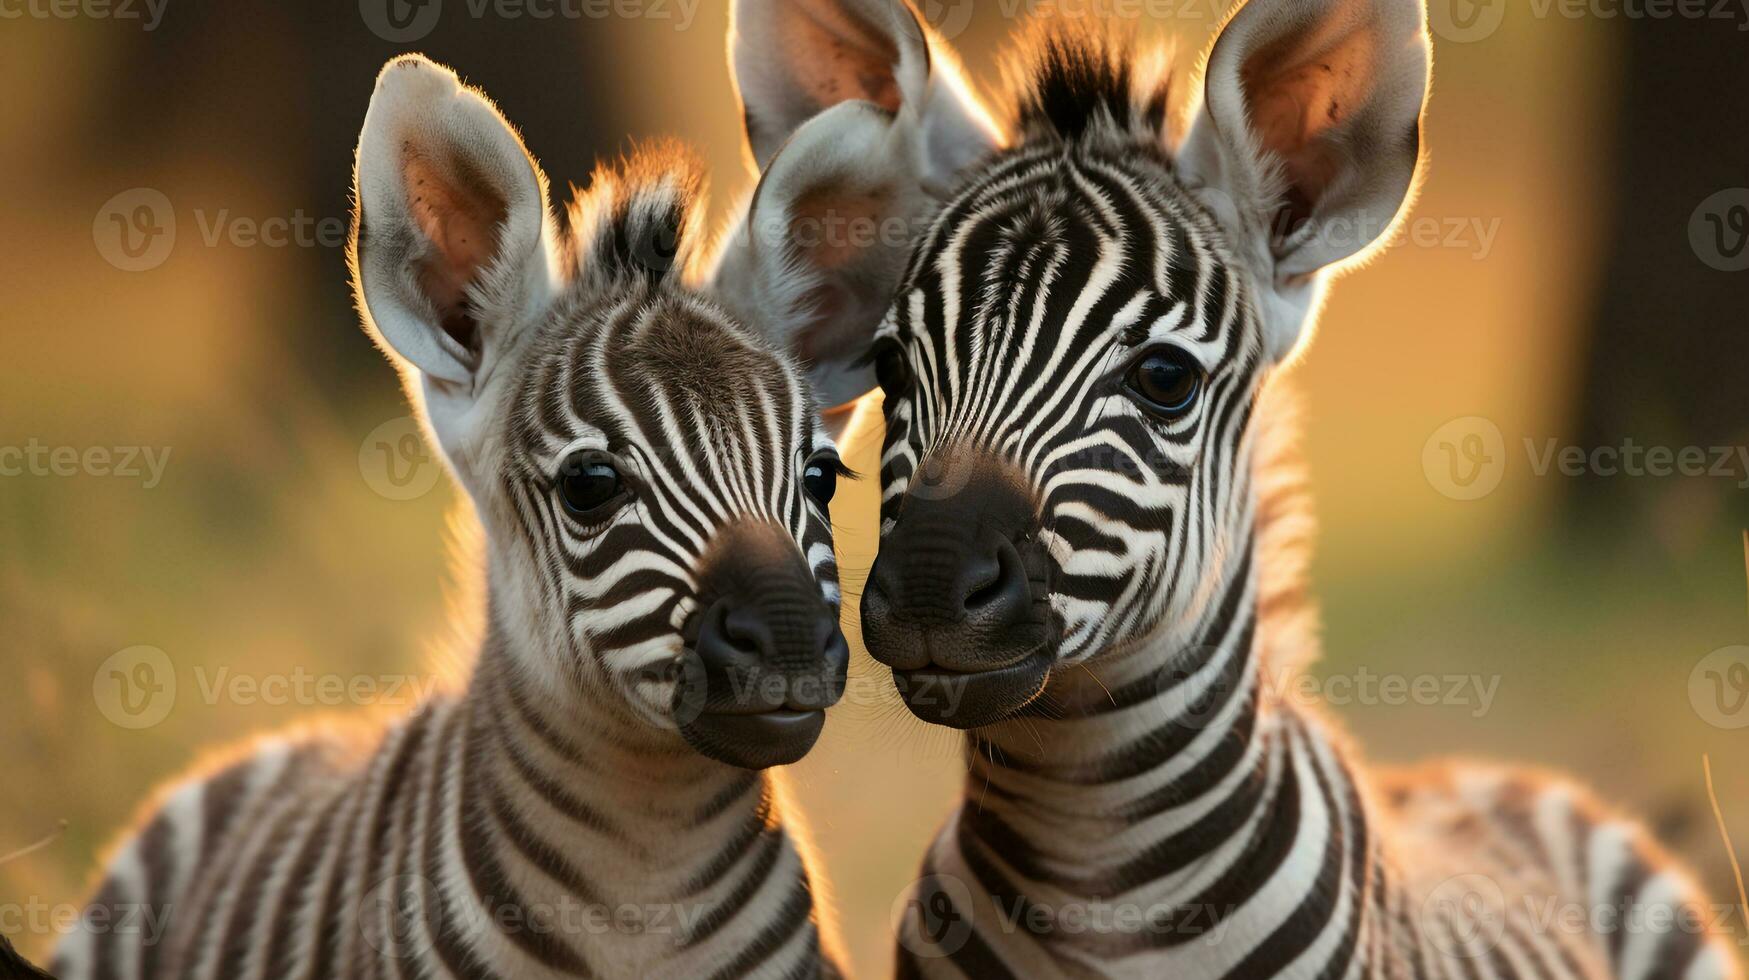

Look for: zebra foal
[714,0,1746,976]
[53,55,852,979]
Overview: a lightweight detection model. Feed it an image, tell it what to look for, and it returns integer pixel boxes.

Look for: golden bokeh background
[2,1,1746,974]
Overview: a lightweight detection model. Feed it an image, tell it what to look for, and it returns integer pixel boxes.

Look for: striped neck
[954,539,1381,968]
[433,604,818,973]
[462,606,778,867]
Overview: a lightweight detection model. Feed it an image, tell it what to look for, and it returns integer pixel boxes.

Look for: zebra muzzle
[673,519,850,769]
[862,450,1056,728]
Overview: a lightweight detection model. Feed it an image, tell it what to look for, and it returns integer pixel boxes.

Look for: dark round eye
[1125,347,1202,415]
[803,457,838,507]
[557,451,625,519]
[871,339,912,399]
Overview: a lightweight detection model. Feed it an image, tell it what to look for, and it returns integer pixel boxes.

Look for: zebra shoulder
[1379,758,1743,980]
[52,717,384,979]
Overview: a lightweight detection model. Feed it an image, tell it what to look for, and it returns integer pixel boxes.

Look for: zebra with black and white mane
[53,55,853,979]
[717,0,1744,975]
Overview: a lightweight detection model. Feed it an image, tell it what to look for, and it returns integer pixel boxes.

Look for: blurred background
[2,0,1747,973]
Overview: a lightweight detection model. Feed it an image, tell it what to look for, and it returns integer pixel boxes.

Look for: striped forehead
[895,142,1253,368]
[509,291,813,475]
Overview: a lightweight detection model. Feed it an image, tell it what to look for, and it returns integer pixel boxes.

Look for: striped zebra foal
[53,55,853,980]
[717,0,1744,977]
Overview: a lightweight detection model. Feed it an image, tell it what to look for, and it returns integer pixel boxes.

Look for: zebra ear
[710,101,930,411]
[349,55,557,392]
[729,0,998,196]
[1179,0,1431,360]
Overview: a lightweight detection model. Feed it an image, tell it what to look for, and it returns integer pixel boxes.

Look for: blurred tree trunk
[94,4,627,396]
[1566,17,1749,543]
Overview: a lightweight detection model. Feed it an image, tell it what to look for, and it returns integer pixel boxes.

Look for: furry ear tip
[372,54,466,103]
[382,52,437,72]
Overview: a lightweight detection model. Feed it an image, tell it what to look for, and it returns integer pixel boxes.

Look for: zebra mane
[560,140,707,290]
[999,16,1174,148]
[1250,375,1322,684]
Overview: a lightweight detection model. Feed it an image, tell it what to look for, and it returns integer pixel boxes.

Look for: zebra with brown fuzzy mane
[710,0,1745,974]
[54,55,855,980]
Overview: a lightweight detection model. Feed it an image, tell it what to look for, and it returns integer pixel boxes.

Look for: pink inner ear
[788,184,894,363]
[1241,15,1378,223]
[793,185,893,271]
[779,1,902,113]
[403,152,506,348]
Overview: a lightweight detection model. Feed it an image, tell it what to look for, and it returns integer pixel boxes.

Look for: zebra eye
[803,456,838,507]
[1125,347,1202,416]
[557,451,627,520]
[870,339,912,399]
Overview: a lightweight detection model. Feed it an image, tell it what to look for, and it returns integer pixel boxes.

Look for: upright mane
[998,17,1174,147]
[559,139,707,289]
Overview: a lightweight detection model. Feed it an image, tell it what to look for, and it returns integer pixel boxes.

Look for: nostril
[719,605,770,658]
[964,538,1023,612]
[695,599,769,666]
[963,571,1003,610]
